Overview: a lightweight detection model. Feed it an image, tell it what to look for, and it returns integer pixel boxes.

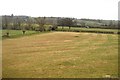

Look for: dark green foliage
[57,18,76,29]
[22,30,26,34]
[56,27,119,34]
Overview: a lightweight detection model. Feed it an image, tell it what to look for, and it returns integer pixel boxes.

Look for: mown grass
[2,32,118,78]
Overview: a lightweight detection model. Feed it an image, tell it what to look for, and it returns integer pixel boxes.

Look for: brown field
[2,32,118,78]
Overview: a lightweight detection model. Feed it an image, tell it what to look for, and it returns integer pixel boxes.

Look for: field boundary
[56,29,119,35]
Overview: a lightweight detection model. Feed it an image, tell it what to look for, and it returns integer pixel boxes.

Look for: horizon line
[1,14,118,21]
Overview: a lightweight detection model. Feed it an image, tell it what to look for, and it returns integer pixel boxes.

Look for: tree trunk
[69,26,71,29]
[6,32,9,37]
[62,26,64,30]
[23,30,26,34]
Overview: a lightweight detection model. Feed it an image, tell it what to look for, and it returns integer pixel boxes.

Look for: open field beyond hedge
[2,31,118,78]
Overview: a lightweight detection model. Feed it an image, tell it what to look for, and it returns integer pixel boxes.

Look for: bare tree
[27,17,34,30]
[5,15,8,29]
[22,18,28,34]
[80,21,86,27]
[13,17,22,30]
[109,20,114,29]
[35,17,45,32]
[51,18,58,30]
[4,15,9,37]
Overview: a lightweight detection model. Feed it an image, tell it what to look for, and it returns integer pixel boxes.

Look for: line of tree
[2,14,119,37]
[57,18,77,29]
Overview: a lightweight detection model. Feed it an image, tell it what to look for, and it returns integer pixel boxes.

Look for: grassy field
[2,30,42,39]
[57,26,119,33]
[2,31,118,78]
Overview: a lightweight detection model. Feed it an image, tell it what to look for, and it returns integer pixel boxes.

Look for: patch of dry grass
[2,32,118,78]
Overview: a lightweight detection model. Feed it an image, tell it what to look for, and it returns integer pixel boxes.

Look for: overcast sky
[0,0,119,20]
